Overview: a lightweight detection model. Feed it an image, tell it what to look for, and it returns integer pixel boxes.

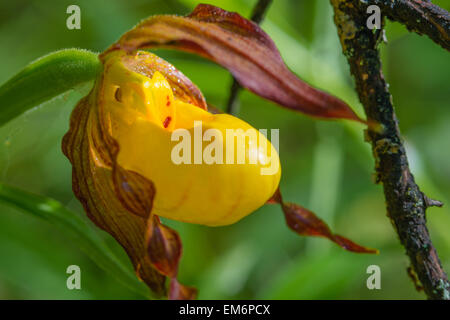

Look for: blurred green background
[0,0,449,299]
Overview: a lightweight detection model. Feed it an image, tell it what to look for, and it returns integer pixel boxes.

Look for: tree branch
[331,0,450,300]
[226,0,273,115]
[373,0,450,51]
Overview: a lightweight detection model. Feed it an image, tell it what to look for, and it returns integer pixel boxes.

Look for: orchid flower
[61,4,376,299]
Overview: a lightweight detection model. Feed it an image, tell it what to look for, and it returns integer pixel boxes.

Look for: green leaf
[0,182,151,298]
[0,49,100,126]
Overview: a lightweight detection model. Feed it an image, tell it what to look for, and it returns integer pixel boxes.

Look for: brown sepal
[102,4,363,122]
[146,216,182,278]
[271,188,378,254]
[113,165,156,219]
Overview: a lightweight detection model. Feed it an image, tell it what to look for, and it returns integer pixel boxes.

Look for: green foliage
[0,183,150,298]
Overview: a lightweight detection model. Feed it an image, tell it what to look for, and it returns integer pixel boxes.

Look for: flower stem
[0,49,100,126]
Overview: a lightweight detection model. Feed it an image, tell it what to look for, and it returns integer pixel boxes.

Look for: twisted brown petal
[146,216,197,299]
[147,216,182,278]
[102,4,363,122]
[112,165,156,219]
[270,189,378,254]
[62,89,166,295]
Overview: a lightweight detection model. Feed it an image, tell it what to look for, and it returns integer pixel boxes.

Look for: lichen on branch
[331,0,450,300]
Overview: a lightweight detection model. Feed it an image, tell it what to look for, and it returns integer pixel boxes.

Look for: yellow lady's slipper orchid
[61,4,374,299]
[102,51,281,226]
[63,48,282,298]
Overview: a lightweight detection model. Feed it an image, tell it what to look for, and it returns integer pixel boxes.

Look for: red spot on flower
[163,116,172,128]
[166,101,171,106]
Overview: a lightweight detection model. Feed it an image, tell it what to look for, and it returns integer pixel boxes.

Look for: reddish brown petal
[270,188,378,254]
[112,164,156,219]
[282,202,334,238]
[147,216,182,278]
[333,235,379,254]
[145,215,196,299]
[169,278,198,300]
[266,187,282,204]
[102,4,363,122]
